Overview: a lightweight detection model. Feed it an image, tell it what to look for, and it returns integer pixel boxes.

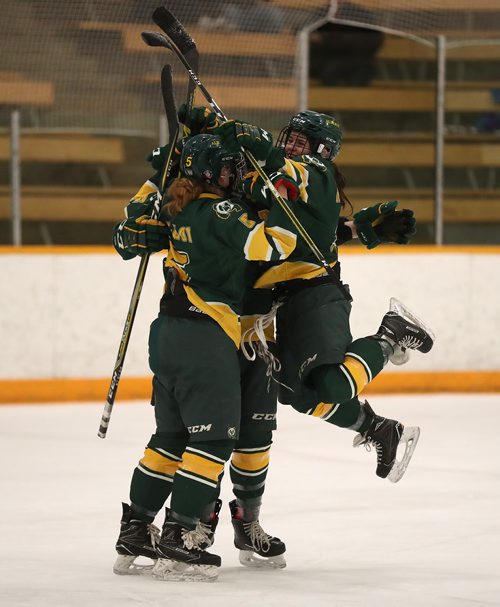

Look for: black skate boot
[113,502,160,575]
[376,298,434,365]
[353,401,420,482]
[196,498,222,548]
[153,519,221,582]
[229,500,286,569]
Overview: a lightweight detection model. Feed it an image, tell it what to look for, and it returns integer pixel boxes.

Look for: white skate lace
[359,439,383,464]
[241,301,288,391]
[181,526,211,551]
[148,524,161,548]
[243,521,272,553]
[398,336,423,350]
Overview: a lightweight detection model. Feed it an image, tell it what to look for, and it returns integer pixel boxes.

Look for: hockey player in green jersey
[112,133,292,581]
[216,110,434,484]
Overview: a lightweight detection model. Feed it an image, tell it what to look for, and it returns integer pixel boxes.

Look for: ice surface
[1,394,499,606]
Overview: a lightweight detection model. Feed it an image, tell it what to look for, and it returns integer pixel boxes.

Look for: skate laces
[243,521,272,553]
[356,435,383,463]
[398,335,423,350]
[148,523,161,548]
[181,526,211,551]
[195,521,214,546]
[241,301,287,392]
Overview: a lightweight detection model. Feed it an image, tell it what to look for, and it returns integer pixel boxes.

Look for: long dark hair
[332,162,353,216]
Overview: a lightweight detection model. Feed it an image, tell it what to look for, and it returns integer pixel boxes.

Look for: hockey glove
[216,120,274,161]
[145,141,183,191]
[146,145,167,172]
[178,104,221,137]
[354,200,415,249]
[113,215,170,259]
[375,208,416,245]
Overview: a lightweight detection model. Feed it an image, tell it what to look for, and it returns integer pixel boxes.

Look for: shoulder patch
[212,200,243,220]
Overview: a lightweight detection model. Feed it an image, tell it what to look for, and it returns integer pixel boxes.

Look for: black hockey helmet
[180,134,245,190]
[276,110,342,160]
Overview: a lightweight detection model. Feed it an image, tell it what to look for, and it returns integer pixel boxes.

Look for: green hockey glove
[112,215,170,259]
[215,120,274,161]
[178,104,221,137]
[354,201,417,249]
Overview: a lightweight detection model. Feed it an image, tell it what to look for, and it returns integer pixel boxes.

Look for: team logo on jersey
[252,413,277,421]
[213,200,242,219]
[299,353,318,378]
[187,423,212,434]
[227,426,237,439]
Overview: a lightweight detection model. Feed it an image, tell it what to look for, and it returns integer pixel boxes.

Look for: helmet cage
[276,111,342,160]
[181,134,244,193]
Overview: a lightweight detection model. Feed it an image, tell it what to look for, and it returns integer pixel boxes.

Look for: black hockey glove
[113,215,170,260]
[354,201,416,249]
[375,208,416,245]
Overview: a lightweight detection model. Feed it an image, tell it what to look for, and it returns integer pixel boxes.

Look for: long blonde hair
[165,177,205,217]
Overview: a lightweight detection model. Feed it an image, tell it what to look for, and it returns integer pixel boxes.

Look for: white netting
[0,0,327,134]
[1,0,500,244]
[1,0,499,134]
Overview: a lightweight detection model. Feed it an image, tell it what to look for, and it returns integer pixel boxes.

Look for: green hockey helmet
[276,110,342,160]
[180,134,245,189]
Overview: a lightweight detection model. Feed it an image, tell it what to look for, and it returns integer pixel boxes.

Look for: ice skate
[153,520,221,582]
[113,502,160,575]
[377,297,434,365]
[196,498,222,548]
[229,500,286,569]
[353,401,420,482]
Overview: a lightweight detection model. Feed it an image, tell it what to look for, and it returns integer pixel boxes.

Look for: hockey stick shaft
[146,11,335,277]
[97,64,182,439]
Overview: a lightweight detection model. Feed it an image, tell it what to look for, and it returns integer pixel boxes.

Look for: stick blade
[160,64,179,134]
[141,30,171,49]
[152,6,196,54]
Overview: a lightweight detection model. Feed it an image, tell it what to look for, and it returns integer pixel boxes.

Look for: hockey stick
[144,7,336,279]
[97,64,183,439]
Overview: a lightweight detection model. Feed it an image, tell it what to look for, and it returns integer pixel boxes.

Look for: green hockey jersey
[244,154,341,288]
[163,193,296,347]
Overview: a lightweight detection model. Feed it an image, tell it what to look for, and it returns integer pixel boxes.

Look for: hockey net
[2,0,499,136]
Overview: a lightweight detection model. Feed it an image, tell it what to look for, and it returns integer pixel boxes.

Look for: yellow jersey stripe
[343,355,370,394]
[286,159,309,202]
[311,402,334,418]
[129,180,159,206]
[181,451,224,482]
[244,224,273,261]
[254,260,337,289]
[266,225,297,258]
[184,285,240,348]
[231,448,270,472]
[140,448,181,476]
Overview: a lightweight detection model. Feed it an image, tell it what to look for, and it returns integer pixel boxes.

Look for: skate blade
[152,558,219,582]
[239,550,286,569]
[113,554,156,576]
[388,426,421,483]
[389,297,435,343]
